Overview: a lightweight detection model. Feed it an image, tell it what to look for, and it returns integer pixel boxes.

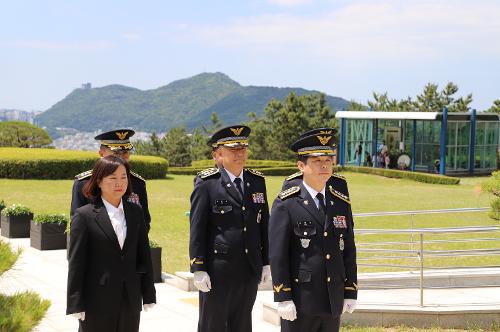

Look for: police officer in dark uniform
[189,125,271,332]
[269,130,358,332]
[70,129,152,231]
[281,128,350,196]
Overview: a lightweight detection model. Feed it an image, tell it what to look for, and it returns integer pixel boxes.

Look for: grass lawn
[0,172,498,273]
[0,240,50,332]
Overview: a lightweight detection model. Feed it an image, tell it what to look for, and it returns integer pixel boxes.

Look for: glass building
[336,110,500,175]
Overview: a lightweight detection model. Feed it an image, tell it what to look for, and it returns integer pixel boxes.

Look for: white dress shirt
[102,198,127,249]
[302,181,326,210]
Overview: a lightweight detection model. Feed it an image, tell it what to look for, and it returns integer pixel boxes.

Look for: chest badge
[300,238,310,248]
[339,237,345,251]
[252,192,265,204]
[332,216,347,229]
[127,192,140,206]
[256,209,262,223]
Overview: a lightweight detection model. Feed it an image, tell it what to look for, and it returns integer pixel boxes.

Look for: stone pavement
[1,236,499,331]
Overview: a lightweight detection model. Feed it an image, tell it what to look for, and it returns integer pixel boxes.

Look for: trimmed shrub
[0,291,51,332]
[0,148,167,179]
[33,214,68,226]
[2,204,33,217]
[340,166,460,185]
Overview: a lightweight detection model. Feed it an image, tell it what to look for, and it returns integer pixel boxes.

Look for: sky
[1,0,499,112]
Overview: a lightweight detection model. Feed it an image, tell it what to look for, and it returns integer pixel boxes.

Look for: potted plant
[1,204,34,238]
[30,214,68,250]
[149,239,162,283]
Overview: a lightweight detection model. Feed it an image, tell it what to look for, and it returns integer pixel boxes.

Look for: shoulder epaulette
[75,170,92,181]
[331,172,346,181]
[278,186,300,200]
[329,185,351,204]
[246,168,265,178]
[197,167,220,179]
[285,171,303,181]
[130,171,146,182]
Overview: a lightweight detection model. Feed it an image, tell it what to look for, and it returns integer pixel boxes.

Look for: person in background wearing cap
[70,129,152,231]
[269,131,358,332]
[189,125,271,332]
[282,128,350,201]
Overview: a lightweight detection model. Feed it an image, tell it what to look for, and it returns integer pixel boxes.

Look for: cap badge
[317,135,331,145]
[116,131,129,140]
[230,127,244,136]
[319,130,333,134]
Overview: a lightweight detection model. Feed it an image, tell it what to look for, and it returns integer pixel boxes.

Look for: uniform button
[324,232,328,237]
[243,227,247,232]
[242,206,246,211]
[326,254,331,260]
[221,210,224,214]
[294,278,299,283]
[327,277,331,282]
[214,250,218,253]
[245,248,249,253]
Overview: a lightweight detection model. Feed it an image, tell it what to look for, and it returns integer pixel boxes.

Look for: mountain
[36,72,350,133]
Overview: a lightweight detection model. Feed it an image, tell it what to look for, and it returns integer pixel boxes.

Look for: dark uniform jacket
[189,167,270,282]
[269,180,357,317]
[67,198,156,316]
[70,170,151,231]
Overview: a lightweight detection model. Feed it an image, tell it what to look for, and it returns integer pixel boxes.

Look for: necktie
[316,192,326,214]
[234,178,244,199]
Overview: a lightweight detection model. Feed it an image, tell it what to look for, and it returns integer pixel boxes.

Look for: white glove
[260,265,271,284]
[277,300,297,321]
[342,299,357,313]
[144,303,155,312]
[193,271,212,292]
[70,312,85,321]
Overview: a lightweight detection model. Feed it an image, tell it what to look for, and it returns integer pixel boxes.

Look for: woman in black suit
[67,155,156,332]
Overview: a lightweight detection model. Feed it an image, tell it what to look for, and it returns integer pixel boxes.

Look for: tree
[162,127,192,167]
[486,100,500,113]
[482,171,500,221]
[346,101,368,112]
[0,121,52,147]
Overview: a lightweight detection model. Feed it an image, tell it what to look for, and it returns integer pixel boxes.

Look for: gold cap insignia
[319,130,333,134]
[230,127,244,136]
[116,131,129,140]
[317,135,331,145]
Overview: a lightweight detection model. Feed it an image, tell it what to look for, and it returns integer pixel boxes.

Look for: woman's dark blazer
[66,198,156,315]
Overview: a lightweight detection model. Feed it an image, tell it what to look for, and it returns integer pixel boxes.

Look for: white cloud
[6,40,115,50]
[267,0,313,6]
[176,0,500,61]
[121,33,141,41]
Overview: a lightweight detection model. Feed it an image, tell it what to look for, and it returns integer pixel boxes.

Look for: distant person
[380,140,388,155]
[384,153,390,169]
[355,142,362,166]
[67,156,156,332]
[70,129,151,231]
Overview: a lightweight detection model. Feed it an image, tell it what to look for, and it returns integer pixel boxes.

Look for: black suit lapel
[297,183,325,227]
[220,168,243,205]
[93,199,121,252]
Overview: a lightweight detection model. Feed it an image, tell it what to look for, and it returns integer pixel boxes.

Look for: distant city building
[51,130,153,151]
[0,109,41,124]
[81,83,92,89]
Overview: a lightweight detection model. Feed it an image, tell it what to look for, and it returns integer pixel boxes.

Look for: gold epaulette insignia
[75,170,92,181]
[130,171,146,182]
[329,185,351,204]
[197,167,220,179]
[278,186,300,200]
[246,168,265,178]
[345,281,359,291]
[331,172,346,181]
[285,171,303,181]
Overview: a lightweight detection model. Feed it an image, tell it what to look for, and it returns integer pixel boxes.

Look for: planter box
[1,213,33,238]
[30,221,67,250]
[150,247,162,283]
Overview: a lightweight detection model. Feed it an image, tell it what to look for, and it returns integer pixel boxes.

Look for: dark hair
[83,155,132,201]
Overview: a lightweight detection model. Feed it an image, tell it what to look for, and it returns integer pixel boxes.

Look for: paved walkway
[1,236,499,331]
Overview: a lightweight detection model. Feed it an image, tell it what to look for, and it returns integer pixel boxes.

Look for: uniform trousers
[281,312,340,332]
[198,268,259,332]
[78,285,140,332]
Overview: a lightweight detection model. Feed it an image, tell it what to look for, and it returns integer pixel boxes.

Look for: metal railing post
[419,233,424,307]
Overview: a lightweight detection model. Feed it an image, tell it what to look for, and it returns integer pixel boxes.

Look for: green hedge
[191,159,296,169]
[340,166,460,185]
[0,148,168,180]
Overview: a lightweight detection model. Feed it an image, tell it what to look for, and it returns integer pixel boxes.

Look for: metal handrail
[351,207,498,307]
